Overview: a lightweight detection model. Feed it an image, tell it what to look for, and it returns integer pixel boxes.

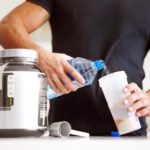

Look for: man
[0,0,150,136]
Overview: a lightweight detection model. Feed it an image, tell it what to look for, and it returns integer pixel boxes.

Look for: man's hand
[0,1,85,95]
[38,50,85,94]
[123,83,150,117]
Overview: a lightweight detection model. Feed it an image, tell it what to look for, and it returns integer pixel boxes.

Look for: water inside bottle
[103,65,110,75]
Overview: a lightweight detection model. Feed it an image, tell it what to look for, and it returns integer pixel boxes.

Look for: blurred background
[1,0,150,135]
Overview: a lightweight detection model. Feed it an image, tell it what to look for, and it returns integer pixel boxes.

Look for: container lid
[0,49,38,59]
[111,131,120,137]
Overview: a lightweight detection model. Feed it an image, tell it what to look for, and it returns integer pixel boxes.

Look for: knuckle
[136,91,142,98]
[139,100,145,107]
[133,105,139,111]
[66,62,73,69]
[70,70,75,76]
[47,68,55,75]
[56,68,64,76]
[142,108,149,115]
[67,68,75,76]
[143,99,148,106]
[127,95,135,102]
[135,102,140,110]
[68,84,75,91]
[64,79,75,91]
[50,72,56,78]
[65,81,73,89]
[128,97,133,103]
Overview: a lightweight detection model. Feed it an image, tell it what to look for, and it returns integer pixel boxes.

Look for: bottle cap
[94,60,105,71]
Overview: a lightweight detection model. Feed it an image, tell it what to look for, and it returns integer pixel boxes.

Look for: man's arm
[0,1,85,94]
[0,1,49,48]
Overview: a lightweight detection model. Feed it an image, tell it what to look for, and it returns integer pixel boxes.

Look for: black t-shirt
[29,0,150,136]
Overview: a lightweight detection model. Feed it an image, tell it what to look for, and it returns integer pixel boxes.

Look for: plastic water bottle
[47,57,105,100]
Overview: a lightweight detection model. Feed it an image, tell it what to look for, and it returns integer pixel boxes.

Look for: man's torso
[31,0,150,135]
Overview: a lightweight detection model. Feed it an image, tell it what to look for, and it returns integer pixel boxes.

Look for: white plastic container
[99,71,141,135]
[0,49,48,137]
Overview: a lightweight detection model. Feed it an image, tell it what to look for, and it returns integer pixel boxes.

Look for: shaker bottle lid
[111,131,120,137]
[0,49,38,59]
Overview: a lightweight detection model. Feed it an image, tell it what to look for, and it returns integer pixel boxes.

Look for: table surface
[0,135,150,150]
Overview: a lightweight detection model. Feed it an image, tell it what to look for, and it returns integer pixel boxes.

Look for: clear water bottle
[47,57,105,100]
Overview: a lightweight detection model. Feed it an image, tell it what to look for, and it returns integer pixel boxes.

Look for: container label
[0,73,14,111]
[38,75,48,126]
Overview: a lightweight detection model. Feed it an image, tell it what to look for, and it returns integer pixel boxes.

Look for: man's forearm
[0,20,44,52]
[0,0,50,50]
[0,19,50,71]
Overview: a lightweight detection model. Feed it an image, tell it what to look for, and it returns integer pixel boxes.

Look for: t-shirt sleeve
[27,0,52,14]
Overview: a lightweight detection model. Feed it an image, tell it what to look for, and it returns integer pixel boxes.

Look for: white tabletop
[0,136,150,150]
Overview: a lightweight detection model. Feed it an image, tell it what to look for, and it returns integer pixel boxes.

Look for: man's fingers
[51,72,70,94]
[63,61,85,85]
[136,107,150,117]
[54,66,77,92]
[48,70,70,94]
[59,73,77,92]
[127,98,148,112]
[123,82,141,94]
[48,79,61,94]
[123,91,147,105]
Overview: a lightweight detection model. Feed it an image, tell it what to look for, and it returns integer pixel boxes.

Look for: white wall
[0,0,52,51]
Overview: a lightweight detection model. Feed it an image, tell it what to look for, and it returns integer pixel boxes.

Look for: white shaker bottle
[99,71,141,135]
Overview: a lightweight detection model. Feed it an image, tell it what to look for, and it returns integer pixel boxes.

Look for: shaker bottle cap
[111,131,120,137]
